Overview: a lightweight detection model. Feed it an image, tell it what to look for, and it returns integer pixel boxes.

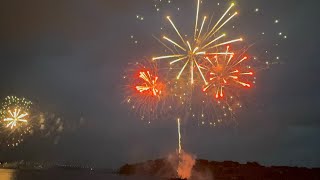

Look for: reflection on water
[0,169,15,180]
[0,169,162,180]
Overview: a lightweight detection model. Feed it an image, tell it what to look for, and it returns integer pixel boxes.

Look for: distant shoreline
[1,159,319,180]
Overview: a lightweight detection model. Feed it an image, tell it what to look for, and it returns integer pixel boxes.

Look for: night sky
[0,0,319,168]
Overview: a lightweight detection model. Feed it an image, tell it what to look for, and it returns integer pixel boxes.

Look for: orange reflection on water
[0,169,15,180]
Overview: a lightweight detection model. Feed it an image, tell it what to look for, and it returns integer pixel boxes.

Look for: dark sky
[0,0,319,168]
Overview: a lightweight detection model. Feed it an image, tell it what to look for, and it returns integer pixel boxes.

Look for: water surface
[0,169,162,180]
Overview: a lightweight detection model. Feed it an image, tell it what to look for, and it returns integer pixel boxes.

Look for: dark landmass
[119,159,320,180]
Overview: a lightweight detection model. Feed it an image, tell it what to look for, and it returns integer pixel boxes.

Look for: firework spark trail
[177,118,182,155]
[153,1,242,85]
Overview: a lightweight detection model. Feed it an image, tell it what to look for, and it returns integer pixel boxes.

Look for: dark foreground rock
[118,159,320,180]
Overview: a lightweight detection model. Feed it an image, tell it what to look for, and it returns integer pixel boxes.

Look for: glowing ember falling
[153,1,243,85]
[203,46,254,99]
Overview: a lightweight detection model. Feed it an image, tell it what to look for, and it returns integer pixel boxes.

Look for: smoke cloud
[177,150,196,179]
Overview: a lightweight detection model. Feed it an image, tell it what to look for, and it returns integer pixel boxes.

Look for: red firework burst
[124,62,167,121]
[203,46,254,99]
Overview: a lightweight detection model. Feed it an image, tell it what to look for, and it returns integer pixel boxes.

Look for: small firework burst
[0,96,33,147]
[203,46,254,99]
[124,62,169,122]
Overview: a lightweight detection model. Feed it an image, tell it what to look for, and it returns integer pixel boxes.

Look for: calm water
[0,169,162,180]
